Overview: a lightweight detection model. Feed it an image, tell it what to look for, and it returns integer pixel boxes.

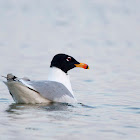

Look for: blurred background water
[0,0,140,140]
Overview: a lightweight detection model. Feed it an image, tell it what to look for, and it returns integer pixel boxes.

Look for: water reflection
[6,102,73,114]
[4,103,74,124]
[6,102,95,114]
[5,102,95,123]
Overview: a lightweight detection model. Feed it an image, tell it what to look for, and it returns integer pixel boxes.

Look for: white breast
[47,67,74,95]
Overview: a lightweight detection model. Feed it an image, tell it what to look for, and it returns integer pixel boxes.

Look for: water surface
[0,0,140,140]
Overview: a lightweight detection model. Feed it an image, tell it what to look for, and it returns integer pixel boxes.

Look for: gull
[3,54,89,104]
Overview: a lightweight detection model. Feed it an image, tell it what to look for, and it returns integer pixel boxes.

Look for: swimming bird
[3,54,89,104]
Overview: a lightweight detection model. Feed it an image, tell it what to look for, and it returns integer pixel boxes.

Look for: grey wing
[22,80,75,102]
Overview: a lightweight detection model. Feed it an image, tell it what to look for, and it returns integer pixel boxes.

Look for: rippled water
[0,0,140,140]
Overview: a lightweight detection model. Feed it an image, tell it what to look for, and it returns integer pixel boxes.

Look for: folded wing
[20,80,76,103]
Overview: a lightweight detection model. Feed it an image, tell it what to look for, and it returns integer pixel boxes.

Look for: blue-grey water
[0,0,140,140]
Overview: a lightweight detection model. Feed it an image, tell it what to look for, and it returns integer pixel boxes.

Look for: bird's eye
[66,57,71,62]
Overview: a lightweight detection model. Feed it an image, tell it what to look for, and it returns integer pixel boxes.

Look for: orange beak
[75,63,89,69]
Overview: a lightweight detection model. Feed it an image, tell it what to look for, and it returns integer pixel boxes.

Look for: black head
[50,54,89,73]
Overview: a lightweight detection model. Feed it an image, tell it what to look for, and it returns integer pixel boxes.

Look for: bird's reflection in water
[6,102,94,122]
[6,102,94,115]
[6,102,74,114]
[6,103,75,122]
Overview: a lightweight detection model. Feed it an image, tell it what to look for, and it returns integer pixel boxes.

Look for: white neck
[47,67,74,94]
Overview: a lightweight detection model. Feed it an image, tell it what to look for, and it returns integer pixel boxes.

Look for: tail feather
[2,73,17,82]
[7,74,17,81]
